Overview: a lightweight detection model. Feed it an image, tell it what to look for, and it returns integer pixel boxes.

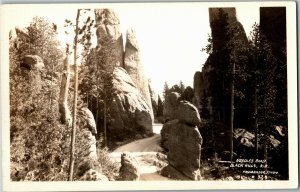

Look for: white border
[1,1,298,191]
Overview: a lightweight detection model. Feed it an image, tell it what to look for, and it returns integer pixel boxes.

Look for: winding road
[110,124,170,180]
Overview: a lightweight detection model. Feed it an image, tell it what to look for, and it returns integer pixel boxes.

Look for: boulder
[124,28,153,119]
[82,107,97,135]
[94,9,124,67]
[83,130,97,159]
[79,107,97,159]
[163,92,181,121]
[21,55,44,71]
[160,119,179,149]
[161,121,202,180]
[76,157,101,177]
[80,169,108,181]
[234,128,255,148]
[176,100,201,127]
[118,153,140,181]
[109,67,153,138]
[161,164,192,180]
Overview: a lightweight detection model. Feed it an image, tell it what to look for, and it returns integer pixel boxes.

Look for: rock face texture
[77,157,108,181]
[124,29,153,119]
[81,107,98,159]
[161,93,202,180]
[209,7,237,24]
[21,55,45,71]
[148,82,158,117]
[109,67,153,138]
[92,9,154,138]
[193,71,204,111]
[195,7,248,124]
[176,100,201,127]
[118,153,140,181]
[94,9,124,67]
[161,121,202,180]
[163,92,181,121]
[80,169,108,181]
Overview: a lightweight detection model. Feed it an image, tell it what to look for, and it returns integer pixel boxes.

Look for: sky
[5,3,259,96]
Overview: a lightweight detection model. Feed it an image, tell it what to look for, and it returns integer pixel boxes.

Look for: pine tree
[162,82,170,100]
[249,23,277,167]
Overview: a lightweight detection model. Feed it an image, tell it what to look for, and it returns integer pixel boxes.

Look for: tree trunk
[68,9,80,181]
[59,56,71,126]
[263,97,268,180]
[104,89,107,147]
[96,95,99,137]
[230,62,235,162]
[254,84,258,158]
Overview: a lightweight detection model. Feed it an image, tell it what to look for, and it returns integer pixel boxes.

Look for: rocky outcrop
[124,29,153,119]
[21,55,45,71]
[209,7,237,25]
[161,121,202,180]
[83,108,97,135]
[92,9,154,138]
[80,169,108,181]
[77,157,108,181]
[193,71,204,111]
[109,67,153,138]
[94,9,124,67]
[118,153,140,181]
[198,7,248,123]
[148,82,158,117]
[177,100,201,127]
[81,107,97,159]
[163,92,181,121]
[161,94,202,180]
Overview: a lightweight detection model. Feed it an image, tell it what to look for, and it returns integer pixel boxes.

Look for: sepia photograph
[1,1,298,191]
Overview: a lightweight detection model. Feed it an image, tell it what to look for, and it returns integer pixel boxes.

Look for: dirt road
[114,134,163,152]
[110,124,170,180]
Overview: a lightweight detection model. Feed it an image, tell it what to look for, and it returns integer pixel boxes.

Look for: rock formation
[192,71,203,111]
[80,169,108,181]
[76,157,108,181]
[195,7,248,122]
[161,94,202,180]
[209,7,237,25]
[163,92,181,121]
[21,55,45,71]
[109,67,153,138]
[161,122,202,180]
[118,153,140,181]
[94,9,124,67]
[92,9,154,138]
[176,100,201,127]
[124,28,153,119]
[148,82,158,117]
[81,107,98,159]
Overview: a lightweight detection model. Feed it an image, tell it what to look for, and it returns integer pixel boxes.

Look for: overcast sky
[5,3,259,95]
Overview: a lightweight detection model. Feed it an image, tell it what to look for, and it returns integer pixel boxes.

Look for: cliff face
[260,7,287,125]
[109,67,153,138]
[94,9,124,67]
[92,9,154,137]
[209,7,237,26]
[124,29,154,119]
[195,8,248,123]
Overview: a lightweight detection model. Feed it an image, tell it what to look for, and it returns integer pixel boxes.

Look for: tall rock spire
[124,28,154,120]
[94,9,124,67]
